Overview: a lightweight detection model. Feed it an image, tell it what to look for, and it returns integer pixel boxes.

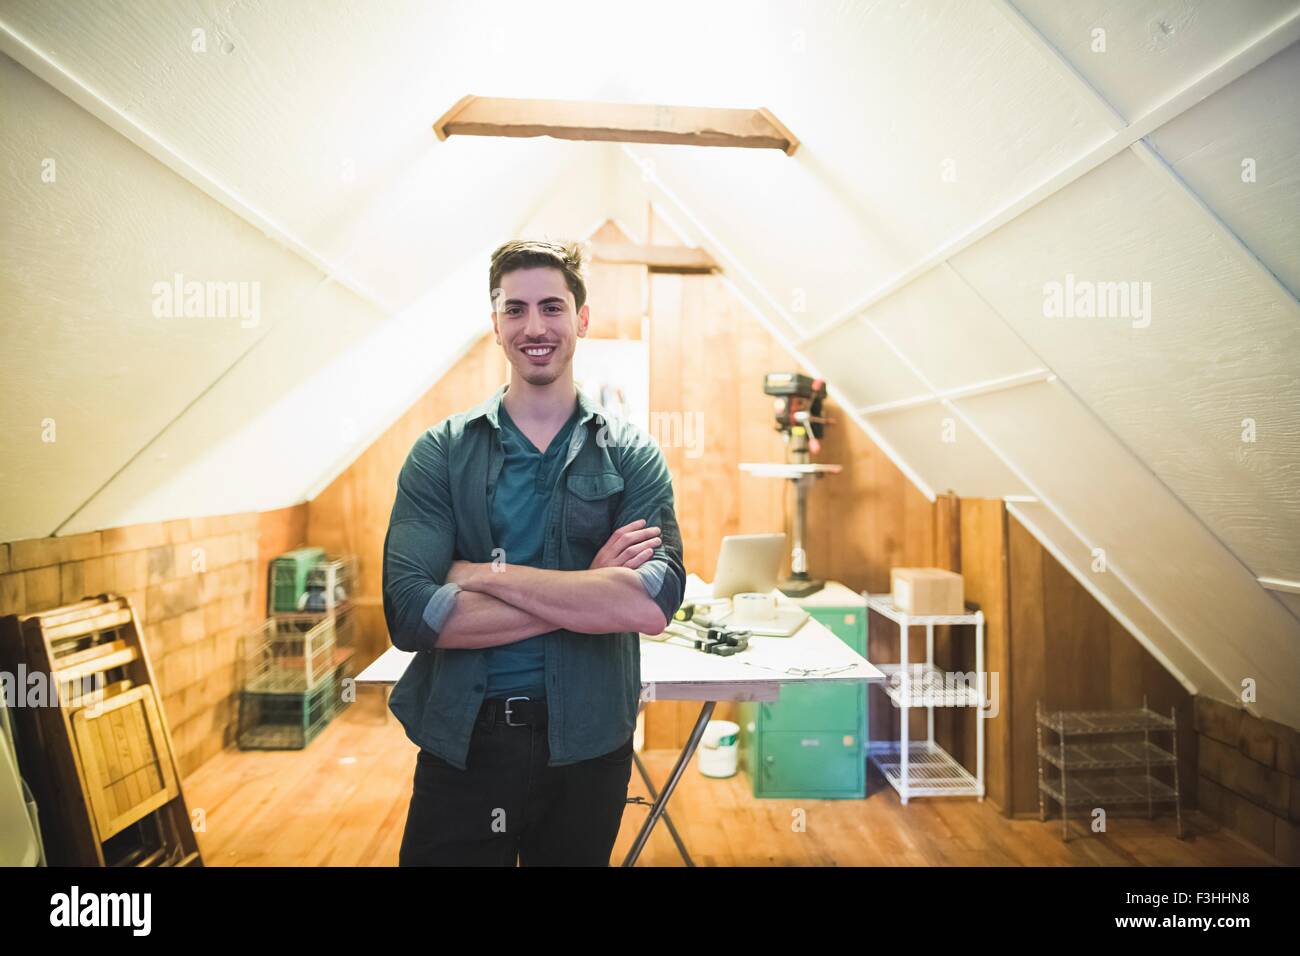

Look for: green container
[269,547,326,613]
[749,730,865,797]
[738,599,869,799]
[809,607,867,655]
[236,673,343,750]
[758,681,861,732]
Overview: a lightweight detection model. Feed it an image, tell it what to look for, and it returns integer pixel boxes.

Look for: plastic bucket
[698,720,740,778]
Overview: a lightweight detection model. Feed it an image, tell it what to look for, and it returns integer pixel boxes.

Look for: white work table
[357,595,883,866]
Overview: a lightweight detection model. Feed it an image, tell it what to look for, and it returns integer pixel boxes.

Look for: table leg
[622,700,716,867]
[631,750,693,867]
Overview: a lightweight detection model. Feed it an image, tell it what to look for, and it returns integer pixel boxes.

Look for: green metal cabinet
[738,585,868,799]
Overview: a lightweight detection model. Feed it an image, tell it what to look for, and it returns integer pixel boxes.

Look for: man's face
[491,267,588,387]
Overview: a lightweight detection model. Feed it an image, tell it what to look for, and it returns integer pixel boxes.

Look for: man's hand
[446,559,483,588]
[590,518,661,571]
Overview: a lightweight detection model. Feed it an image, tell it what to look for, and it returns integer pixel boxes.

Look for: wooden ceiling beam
[434,96,798,155]
[589,240,719,274]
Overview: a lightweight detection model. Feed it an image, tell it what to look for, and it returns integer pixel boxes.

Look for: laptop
[708,533,809,637]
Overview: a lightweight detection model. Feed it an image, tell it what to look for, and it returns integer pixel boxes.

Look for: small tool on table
[666,605,751,656]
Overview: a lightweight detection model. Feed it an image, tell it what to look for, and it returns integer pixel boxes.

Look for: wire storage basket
[236,607,356,749]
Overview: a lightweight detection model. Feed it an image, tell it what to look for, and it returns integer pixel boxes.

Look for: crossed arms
[382,424,686,653]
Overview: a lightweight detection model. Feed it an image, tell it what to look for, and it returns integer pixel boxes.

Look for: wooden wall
[1002,512,1196,817]
[0,505,306,776]
[1195,696,1299,863]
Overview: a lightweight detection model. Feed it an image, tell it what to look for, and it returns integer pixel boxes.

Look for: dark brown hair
[488,239,587,311]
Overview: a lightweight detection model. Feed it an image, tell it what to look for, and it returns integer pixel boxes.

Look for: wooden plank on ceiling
[434,96,798,154]
[590,241,718,274]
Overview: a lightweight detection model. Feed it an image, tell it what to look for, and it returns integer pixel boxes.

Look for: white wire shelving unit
[863,592,985,804]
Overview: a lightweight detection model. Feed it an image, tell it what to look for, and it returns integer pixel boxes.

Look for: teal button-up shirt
[382,383,687,769]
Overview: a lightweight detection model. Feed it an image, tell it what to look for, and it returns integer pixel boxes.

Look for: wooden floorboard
[185,697,1274,867]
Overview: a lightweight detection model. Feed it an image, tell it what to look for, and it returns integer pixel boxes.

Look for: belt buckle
[503,696,530,727]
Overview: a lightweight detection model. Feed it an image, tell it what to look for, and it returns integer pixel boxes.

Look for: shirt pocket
[564,472,625,543]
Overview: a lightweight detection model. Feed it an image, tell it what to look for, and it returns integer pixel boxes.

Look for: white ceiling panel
[627,142,910,334]
[802,317,930,412]
[952,147,1300,581]
[864,264,1043,392]
[339,137,600,310]
[63,279,385,531]
[867,402,1029,499]
[959,380,1300,728]
[1012,0,1300,120]
[1146,40,1300,299]
[0,50,332,541]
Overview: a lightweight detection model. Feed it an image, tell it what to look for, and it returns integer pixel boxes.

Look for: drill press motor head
[763,372,828,457]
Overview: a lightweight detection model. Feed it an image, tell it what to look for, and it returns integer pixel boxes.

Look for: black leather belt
[479,696,548,727]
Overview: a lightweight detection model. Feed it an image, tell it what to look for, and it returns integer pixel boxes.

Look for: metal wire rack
[1036,697,1184,841]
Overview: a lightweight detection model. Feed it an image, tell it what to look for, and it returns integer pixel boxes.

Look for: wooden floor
[186,692,1273,867]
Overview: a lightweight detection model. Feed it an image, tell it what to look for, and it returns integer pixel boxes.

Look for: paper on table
[736,630,865,678]
[683,572,713,601]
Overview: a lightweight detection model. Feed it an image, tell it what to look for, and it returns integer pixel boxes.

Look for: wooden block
[200,515,258,538]
[101,523,168,556]
[161,644,199,694]
[0,572,24,615]
[1199,735,1290,817]
[0,543,9,575]
[154,616,184,660]
[60,563,85,604]
[164,519,191,544]
[10,537,62,570]
[1194,695,1242,746]
[1276,816,1300,865]
[146,544,176,586]
[11,533,102,570]
[78,557,110,597]
[23,566,61,611]
[147,576,201,623]
[1228,790,1278,855]
[1197,775,1226,823]
[179,609,206,646]
[201,599,225,636]
[141,624,168,668]
[1267,719,1300,777]
[1234,710,1274,767]
[223,594,251,633]
[111,551,150,595]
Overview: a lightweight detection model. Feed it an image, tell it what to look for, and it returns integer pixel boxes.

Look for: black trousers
[398,699,635,866]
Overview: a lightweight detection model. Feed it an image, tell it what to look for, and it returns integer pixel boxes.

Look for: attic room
[1,0,1296,909]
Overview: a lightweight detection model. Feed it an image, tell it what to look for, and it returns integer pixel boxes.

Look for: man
[382,239,687,866]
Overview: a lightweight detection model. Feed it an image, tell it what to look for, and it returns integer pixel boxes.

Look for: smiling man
[383,238,686,866]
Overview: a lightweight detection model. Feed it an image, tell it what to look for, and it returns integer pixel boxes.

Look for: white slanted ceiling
[1,1,1297,726]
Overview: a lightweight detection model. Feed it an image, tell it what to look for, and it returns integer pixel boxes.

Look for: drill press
[739,373,841,598]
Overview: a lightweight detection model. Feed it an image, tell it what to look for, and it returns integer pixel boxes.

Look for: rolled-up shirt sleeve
[383,425,459,652]
[614,437,686,632]
[631,556,676,632]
